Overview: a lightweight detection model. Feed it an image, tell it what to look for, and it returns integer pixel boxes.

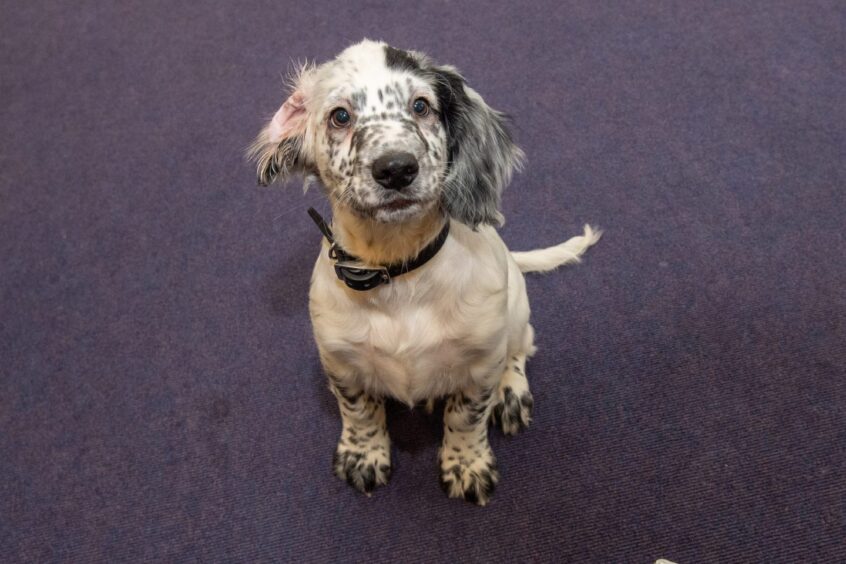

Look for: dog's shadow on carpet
[385,400,444,454]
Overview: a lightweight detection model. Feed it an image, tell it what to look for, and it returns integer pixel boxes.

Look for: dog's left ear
[431,66,525,227]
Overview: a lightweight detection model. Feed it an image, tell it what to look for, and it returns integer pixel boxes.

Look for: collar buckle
[333,261,391,291]
[307,207,448,292]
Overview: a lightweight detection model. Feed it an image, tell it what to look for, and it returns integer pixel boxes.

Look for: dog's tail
[510,225,602,273]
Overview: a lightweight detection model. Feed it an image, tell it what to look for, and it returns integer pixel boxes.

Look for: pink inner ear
[267,91,307,143]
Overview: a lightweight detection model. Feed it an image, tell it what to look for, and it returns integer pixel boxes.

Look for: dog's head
[250,40,524,227]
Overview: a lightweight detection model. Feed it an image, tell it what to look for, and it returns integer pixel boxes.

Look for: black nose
[371,152,419,191]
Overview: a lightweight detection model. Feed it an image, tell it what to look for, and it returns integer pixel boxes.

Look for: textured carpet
[2,1,844,562]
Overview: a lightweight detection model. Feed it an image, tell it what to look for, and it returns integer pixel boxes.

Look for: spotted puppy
[250,40,600,505]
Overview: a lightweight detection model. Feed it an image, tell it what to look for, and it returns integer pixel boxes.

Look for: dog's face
[301,42,449,224]
[251,40,524,227]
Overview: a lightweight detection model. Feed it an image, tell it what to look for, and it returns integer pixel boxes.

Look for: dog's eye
[330,108,351,128]
[412,98,430,116]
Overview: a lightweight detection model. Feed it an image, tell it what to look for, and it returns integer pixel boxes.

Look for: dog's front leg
[328,375,391,495]
[439,381,500,506]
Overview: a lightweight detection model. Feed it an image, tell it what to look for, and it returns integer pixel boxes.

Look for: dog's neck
[331,206,448,266]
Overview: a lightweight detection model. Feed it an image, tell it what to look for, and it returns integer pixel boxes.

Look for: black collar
[307,207,450,291]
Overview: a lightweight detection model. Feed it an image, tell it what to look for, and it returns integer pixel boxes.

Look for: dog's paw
[333,441,391,494]
[491,387,533,435]
[438,445,499,506]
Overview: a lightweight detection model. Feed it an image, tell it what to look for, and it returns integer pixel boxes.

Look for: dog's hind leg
[328,374,392,495]
[491,324,535,435]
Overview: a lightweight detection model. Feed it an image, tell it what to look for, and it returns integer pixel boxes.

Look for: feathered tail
[511,225,602,273]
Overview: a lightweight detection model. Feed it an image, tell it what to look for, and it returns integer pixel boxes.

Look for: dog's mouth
[344,188,435,222]
[363,196,436,223]
[377,198,417,211]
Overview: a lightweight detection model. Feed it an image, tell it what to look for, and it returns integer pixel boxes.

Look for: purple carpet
[2,1,844,561]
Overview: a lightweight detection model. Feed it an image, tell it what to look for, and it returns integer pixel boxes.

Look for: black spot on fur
[349,128,366,155]
[350,89,367,111]
[479,387,493,403]
[255,138,301,186]
[335,383,362,404]
[438,456,499,505]
[492,388,533,435]
[334,444,391,494]
[491,402,504,426]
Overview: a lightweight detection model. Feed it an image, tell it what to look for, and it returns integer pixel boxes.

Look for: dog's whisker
[272,200,314,222]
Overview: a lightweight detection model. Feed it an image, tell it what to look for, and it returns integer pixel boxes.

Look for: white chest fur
[308,223,524,405]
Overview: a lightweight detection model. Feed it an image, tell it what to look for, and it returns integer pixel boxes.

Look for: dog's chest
[312,289,506,404]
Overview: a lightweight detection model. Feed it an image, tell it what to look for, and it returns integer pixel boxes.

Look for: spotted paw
[491,387,533,435]
[333,444,391,494]
[438,446,499,506]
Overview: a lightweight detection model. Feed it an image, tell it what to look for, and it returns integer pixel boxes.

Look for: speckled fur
[250,40,600,505]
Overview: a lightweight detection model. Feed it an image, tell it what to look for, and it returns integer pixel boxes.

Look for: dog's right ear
[249,87,311,186]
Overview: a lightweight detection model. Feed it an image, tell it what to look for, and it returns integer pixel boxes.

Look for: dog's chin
[351,196,435,224]
[372,198,427,223]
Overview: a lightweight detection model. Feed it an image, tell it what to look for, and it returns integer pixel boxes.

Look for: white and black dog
[250,40,600,505]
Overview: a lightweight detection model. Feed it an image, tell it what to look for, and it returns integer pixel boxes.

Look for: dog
[250,40,600,505]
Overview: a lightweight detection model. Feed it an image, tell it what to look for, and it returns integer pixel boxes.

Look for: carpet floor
[2,1,844,561]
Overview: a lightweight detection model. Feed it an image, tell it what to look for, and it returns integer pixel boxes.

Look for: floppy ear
[249,88,311,186]
[431,66,525,227]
